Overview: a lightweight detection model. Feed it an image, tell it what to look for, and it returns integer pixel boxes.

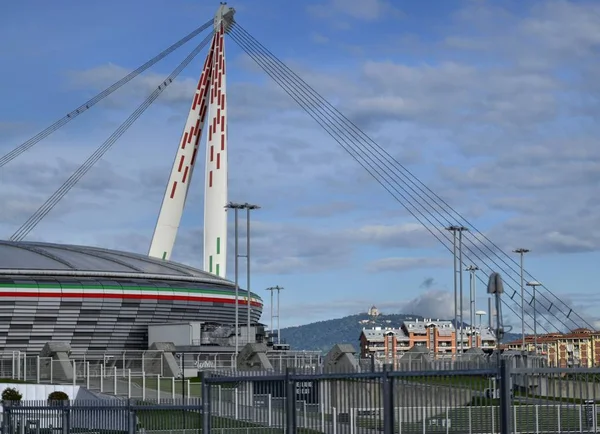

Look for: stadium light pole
[225,202,245,354]
[243,203,260,345]
[513,248,530,351]
[446,225,468,353]
[266,285,284,344]
[527,280,542,353]
[276,285,284,344]
[466,265,479,348]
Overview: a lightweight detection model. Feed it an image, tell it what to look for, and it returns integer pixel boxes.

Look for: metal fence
[5,362,600,432]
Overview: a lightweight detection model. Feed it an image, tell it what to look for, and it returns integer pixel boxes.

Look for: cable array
[0,19,212,169]
[229,23,590,334]
[10,33,214,242]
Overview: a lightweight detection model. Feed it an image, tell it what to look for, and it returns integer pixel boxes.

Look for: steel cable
[228,27,547,335]
[10,33,214,242]
[230,23,589,333]
[0,19,213,168]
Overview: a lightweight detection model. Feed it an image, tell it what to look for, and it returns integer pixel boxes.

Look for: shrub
[48,391,69,406]
[1,387,22,403]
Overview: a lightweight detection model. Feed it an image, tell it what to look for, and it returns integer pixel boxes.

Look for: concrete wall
[524,376,600,400]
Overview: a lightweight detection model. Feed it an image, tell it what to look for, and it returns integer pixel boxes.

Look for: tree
[1,387,22,404]
[47,390,69,406]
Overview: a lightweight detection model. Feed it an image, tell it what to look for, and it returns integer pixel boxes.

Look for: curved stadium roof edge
[0,240,263,300]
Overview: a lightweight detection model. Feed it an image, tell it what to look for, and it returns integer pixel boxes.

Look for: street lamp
[526,280,542,353]
[466,265,479,348]
[446,225,468,352]
[513,248,530,351]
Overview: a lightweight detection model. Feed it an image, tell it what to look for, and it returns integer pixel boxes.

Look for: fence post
[285,368,297,434]
[202,375,211,434]
[382,368,394,434]
[499,358,512,434]
[36,356,40,383]
[1,402,8,434]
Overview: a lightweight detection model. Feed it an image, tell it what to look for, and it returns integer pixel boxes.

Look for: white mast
[149,3,235,279]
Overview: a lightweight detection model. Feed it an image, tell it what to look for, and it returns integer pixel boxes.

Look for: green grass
[131,377,202,397]
[406,375,493,391]
[354,405,588,433]
[136,409,323,433]
[0,378,32,384]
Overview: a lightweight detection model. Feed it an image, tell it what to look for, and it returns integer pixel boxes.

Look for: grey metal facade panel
[0,276,262,353]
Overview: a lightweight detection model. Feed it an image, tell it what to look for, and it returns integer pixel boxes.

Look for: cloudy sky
[1,0,599,331]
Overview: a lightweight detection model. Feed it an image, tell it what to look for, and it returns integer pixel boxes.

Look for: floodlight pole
[446,225,468,353]
[225,202,245,354]
[513,248,530,352]
[244,203,260,345]
[266,285,284,344]
[527,281,542,353]
[466,265,479,348]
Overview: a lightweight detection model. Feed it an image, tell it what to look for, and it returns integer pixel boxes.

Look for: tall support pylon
[149,4,235,279]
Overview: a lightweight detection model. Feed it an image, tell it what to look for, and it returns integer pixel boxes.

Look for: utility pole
[513,248,530,351]
[225,202,245,354]
[446,225,468,353]
[466,265,479,348]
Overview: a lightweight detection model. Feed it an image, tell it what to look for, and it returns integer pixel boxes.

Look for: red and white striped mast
[149,3,234,279]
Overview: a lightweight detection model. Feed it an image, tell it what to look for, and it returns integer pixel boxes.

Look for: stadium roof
[0,241,227,283]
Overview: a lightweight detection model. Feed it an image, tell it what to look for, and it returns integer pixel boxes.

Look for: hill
[280,312,424,352]
[280,313,519,352]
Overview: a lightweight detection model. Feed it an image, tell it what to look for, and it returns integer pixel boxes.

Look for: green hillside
[280,312,424,352]
[280,312,518,352]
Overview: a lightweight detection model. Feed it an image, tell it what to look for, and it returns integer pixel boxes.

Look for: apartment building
[503,328,600,367]
[359,318,497,361]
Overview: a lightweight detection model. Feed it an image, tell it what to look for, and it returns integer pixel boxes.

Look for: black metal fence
[4,362,600,433]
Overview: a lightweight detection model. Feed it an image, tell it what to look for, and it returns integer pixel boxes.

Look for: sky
[0,0,599,332]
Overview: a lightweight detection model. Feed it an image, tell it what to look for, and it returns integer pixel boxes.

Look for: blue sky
[1,0,599,331]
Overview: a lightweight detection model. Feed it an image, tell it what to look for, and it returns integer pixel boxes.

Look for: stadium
[0,241,262,353]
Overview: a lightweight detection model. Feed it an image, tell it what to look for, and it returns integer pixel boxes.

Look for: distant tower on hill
[368,305,380,318]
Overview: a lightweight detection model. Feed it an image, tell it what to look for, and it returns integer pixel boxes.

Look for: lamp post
[526,280,542,353]
[466,265,479,348]
[446,225,468,353]
[225,202,245,354]
[513,248,530,351]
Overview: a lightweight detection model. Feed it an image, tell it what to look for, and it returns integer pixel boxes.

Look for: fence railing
[5,365,600,433]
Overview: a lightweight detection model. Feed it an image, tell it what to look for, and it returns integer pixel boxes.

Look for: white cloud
[2,0,600,330]
[366,257,450,273]
[307,0,402,22]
